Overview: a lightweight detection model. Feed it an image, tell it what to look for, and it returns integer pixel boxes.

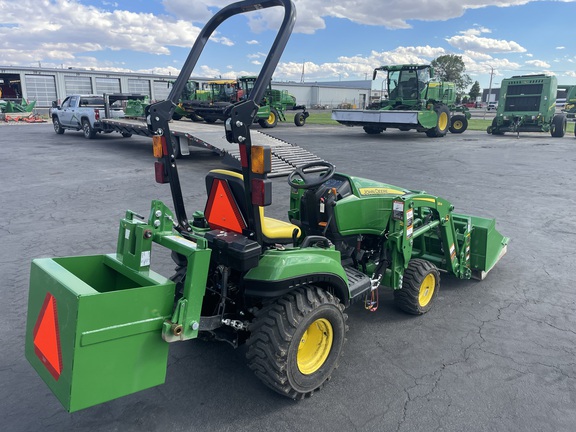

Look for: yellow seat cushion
[260,208,301,241]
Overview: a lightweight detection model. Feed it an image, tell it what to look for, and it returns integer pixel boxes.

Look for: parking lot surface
[2,122,575,432]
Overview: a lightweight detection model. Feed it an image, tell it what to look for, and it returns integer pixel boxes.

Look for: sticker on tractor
[450,243,456,261]
[359,187,405,196]
[393,201,404,220]
[406,225,413,238]
[33,292,63,381]
[140,251,151,267]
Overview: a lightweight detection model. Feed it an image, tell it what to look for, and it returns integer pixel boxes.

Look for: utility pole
[483,66,494,120]
[300,60,305,83]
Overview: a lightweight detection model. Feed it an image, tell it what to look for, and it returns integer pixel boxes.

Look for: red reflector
[154,161,167,183]
[205,178,247,233]
[239,144,248,168]
[33,293,63,381]
[251,178,272,206]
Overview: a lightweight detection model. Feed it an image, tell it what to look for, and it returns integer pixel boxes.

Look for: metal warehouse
[0,66,370,113]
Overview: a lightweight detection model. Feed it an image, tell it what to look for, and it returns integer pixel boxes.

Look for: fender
[243,247,350,305]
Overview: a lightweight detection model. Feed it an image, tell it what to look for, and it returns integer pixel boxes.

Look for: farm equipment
[487,74,567,137]
[184,76,308,127]
[331,64,471,137]
[562,85,576,138]
[237,76,309,127]
[25,0,508,412]
[171,80,210,121]
[0,98,36,114]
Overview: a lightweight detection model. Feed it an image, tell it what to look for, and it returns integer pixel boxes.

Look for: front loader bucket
[25,254,174,412]
[458,214,509,280]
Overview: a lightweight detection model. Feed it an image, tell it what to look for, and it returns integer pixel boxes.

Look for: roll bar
[146,0,296,237]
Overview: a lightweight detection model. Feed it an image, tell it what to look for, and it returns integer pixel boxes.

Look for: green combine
[25,0,508,412]
[332,64,471,137]
[487,74,567,137]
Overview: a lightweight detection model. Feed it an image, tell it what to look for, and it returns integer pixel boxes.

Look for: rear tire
[550,114,567,137]
[425,104,450,137]
[121,132,132,138]
[394,259,440,315]
[294,112,306,126]
[82,119,96,139]
[363,126,383,135]
[246,286,347,399]
[449,114,468,134]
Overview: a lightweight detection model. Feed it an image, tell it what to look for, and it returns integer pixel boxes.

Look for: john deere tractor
[25,0,508,412]
[237,75,309,127]
[332,64,471,137]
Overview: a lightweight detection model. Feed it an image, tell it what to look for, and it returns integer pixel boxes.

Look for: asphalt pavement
[2,121,576,432]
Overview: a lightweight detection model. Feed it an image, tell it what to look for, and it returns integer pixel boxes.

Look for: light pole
[483,66,495,120]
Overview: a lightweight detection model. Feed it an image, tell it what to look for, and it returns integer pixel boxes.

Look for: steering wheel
[287,161,336,190]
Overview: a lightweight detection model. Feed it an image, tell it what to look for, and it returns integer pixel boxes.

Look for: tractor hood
[330,174,415,236]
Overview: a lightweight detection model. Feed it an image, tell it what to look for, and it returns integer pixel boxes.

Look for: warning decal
[33,292,63,381]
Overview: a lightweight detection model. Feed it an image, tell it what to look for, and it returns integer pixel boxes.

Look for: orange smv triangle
[205,178,247,233]
[33,292,63,381]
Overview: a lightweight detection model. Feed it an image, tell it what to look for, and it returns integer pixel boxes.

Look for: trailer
[101,118,322,177]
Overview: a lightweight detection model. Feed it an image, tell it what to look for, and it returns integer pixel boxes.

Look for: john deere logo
[359,187,404,196]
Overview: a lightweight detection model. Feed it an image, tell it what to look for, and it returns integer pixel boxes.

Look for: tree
[469,81,481,100]
[430,55,472,93]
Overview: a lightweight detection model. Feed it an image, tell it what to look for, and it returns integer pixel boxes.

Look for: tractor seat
[205,169,301,244]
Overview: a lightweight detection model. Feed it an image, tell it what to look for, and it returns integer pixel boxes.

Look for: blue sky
[1,0,575,91]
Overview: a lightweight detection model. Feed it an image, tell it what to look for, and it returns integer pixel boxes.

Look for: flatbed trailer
[101,118,322,177]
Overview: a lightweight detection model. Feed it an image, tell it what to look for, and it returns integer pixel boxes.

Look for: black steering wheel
[287,161,336,190]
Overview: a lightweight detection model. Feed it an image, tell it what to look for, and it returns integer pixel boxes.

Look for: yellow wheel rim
[453,120,463,130]
[267,112,276,125]
[297,318,333,375]
[419,273,436,307]
[438,112,448,130]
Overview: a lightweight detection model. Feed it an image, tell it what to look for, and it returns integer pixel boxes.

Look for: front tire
[394,259,440,315]
[246,286,347,399]
[425,104,450,137]
[52,117,64,134]
[259,108,279,128]
[550,114,567,137]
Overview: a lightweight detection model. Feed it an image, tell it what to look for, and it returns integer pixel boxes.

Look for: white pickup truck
[51,94,130,139]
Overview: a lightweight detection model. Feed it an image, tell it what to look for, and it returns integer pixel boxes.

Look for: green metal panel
[244,247,346,283]
[455,213,509,274]
[25,254,174,412]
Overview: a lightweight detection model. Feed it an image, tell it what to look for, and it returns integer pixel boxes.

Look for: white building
[0,66,370,113]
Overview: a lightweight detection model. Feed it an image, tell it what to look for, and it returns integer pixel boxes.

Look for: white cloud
[446,31,526,54]
[0,0,232,67]
[556,46,565,50]
[246,40,259,45]
[525,59,551,68]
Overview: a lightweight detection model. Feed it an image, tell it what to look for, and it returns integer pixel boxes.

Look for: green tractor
[184,76,308,128]
[487,74,567,137]
[237,76,309,128]
[332,64,471,137]
[25,0,508,412]
[170,80,210,121]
